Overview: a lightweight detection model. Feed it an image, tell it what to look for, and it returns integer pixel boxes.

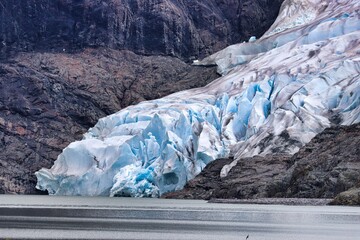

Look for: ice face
[36,100,229,196]
[36,0,360,196]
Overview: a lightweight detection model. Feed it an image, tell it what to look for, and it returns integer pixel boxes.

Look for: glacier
[36,0,360,197]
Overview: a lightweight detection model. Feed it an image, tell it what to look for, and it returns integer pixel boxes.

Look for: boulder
[331,188,360,206]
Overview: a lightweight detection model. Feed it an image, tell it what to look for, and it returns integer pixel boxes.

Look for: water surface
[0,195,359,239]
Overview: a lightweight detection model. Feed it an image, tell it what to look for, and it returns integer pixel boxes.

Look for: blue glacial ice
[36,0,360,196]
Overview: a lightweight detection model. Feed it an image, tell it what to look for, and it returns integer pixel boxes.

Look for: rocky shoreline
[208,198,333,206]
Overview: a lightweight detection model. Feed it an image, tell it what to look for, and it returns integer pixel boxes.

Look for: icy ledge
[36,0,360,196]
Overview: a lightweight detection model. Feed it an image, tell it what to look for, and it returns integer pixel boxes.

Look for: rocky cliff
[0,0,283,60]
[164,124,360,200]
[0,0,283,193]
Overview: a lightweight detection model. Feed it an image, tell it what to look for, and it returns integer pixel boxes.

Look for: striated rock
[330,188,360,206]
[0,0,283,60]
[165,124,360,200]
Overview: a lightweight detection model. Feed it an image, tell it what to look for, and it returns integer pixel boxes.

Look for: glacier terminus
[36,0,360,197]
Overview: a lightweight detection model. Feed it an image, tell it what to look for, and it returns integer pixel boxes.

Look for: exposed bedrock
[164,124,360,200]
[0,0,283,60]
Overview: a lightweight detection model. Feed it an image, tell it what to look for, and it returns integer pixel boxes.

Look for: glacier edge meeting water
[35,0,360,197]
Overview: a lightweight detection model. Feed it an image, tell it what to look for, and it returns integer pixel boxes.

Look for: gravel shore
[208,198,333,206]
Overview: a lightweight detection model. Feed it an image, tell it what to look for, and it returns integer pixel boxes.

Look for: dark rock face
[0,49,218,194]
[0,0,283,60]
[274,124,360,198]
[164,124,360,200]
[163,155,291,200]
[330,188,360,206]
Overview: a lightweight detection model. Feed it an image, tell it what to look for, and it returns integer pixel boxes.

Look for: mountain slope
[0,0,283,60]
[36,0,360,197]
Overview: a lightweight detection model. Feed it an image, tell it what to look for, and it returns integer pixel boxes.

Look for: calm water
[0,195,360,239]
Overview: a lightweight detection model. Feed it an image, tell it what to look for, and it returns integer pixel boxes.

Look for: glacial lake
[0,195,360,240]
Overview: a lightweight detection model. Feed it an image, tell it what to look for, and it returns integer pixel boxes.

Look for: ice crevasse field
[36,0,360,197]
